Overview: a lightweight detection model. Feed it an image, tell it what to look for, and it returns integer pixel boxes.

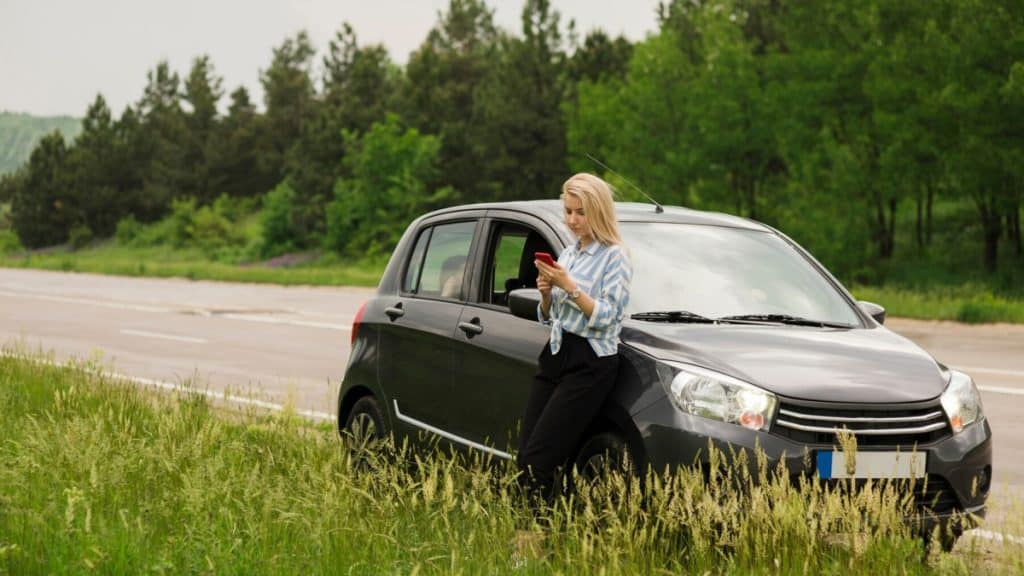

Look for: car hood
[622,322,947,404]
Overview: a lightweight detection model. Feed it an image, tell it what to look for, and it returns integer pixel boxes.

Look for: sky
[0,0,663,118]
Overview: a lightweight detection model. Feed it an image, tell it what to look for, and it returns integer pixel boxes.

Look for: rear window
[402,228,431,293]
[404,221,476,299]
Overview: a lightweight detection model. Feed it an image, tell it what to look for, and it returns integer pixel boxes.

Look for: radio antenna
[586,153,664,213]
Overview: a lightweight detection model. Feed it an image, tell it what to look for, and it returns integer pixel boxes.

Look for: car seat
[503,231,552,296]
[439,255,467,299]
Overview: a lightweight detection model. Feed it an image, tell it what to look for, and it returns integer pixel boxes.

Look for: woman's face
[563,194,592,244]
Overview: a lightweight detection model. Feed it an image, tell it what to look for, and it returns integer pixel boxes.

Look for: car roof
[423,200,769,232]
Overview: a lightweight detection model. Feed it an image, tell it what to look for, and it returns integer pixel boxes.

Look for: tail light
[351,301,368,347]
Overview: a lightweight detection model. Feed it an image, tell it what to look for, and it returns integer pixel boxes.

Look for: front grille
[813,474,960,516]
[915,475,960,514]
[773,400,952,447]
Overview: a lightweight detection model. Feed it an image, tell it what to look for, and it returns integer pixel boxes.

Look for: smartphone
[534,251,556,267]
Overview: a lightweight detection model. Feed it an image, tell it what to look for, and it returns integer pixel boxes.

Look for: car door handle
[458,318,483,337]
[385,303,405,321]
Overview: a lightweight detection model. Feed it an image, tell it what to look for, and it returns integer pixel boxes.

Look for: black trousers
[516,332,619,498]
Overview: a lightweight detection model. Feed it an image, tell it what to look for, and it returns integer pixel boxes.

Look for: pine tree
[183,55,224,203]
[208,87,269,198]
[11,132,73,247]
[474,0,569,201]
[401,0,499,201]
[136,60,190,220]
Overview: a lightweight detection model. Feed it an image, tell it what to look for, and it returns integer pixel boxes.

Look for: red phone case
[535,251,555,266]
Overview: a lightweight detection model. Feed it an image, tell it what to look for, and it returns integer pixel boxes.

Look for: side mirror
[858,301,886,325]
[509,288,542,321]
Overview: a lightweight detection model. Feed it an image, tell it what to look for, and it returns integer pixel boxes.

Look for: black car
[337,200,991,539]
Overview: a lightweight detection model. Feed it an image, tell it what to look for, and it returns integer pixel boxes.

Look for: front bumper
[633,397,993,523]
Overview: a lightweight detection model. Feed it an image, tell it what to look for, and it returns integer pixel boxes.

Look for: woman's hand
[535,259,575,293]
[536,273,552,297]
[535,260,556,320]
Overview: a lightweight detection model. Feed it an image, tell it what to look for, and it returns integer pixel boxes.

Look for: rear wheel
[343,395,388,453]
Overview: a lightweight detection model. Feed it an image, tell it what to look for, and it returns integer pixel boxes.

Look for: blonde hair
[561,173,623,246]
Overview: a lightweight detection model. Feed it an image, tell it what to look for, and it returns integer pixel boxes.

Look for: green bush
[956,293,1017,324]
[167,198,198,248]
[259,181,297,258]
[67,224,93,250]
[324,115,454,258]
[193,206,244,261]
[155,197,243,260]
[129,217,176,247]
[114,215,143,245]
[0,201,12,229]
[211,194,258,223]
[0,229,23,253]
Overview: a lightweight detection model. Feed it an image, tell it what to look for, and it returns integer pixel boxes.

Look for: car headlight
[940,370,984,434]
[658,363,778,431]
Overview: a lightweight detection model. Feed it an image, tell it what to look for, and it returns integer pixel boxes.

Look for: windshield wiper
[716,313,853,329]
[630,310,716,323]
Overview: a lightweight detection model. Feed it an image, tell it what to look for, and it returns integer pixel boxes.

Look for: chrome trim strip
[775,419,948,435]
[779,408,945,424]
[393,400,513,460]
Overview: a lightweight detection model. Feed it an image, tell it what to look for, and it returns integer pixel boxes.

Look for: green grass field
[851,285,1024,324]
[1,351,1022,575]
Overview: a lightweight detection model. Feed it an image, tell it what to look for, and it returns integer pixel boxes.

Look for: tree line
[0,0,1021,279]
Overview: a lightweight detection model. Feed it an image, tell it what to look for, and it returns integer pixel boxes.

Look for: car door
[450,213,563,456]
[378,217,480,443]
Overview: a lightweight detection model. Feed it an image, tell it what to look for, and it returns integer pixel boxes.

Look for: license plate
[816,451,926,479]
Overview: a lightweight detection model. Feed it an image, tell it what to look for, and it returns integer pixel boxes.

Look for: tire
[574,431,633,484]
[923,524,962,554]
[343,395,387,451]
[568,431,639,516]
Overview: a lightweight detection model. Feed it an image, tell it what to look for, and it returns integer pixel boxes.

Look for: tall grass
[1,351,1021,574]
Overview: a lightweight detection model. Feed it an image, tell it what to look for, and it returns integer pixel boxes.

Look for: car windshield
[620,222,861,327]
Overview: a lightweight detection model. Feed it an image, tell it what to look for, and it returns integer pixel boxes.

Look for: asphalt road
[2,268,1022,496]
[0,268,370,419]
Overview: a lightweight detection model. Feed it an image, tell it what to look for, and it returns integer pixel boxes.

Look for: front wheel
[574,431,633,484]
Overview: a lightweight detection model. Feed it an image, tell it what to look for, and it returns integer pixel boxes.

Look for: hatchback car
[337,200,991,540]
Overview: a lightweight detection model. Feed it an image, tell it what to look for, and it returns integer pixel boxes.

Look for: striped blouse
[537,239,632,357]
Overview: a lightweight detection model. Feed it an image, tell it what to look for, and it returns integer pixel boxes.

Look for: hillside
[0,111,81,175]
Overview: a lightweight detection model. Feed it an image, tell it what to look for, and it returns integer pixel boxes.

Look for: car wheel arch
[577,404,647,474]
[338,386,380,434]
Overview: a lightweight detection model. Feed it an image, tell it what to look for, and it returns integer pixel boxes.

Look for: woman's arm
[538,274,552,320]
[536,246,631,325]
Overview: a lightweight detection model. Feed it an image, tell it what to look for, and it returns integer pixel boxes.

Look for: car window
[621,222,862,325]
[402,228,431,293]
[481,222,554,307]
[413,221,476,300]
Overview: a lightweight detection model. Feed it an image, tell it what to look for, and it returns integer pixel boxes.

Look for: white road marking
[0,351,334,422]
[957,365,1024,379]
[115,371,334,422]
[120,329,208,344]
[220,313,349,331]
[978,385,1024,397]
[0,289,170,312]
[0,289,349,331]
[964,529,1024,545]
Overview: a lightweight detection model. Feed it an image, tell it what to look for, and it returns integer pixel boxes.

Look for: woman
[516,172,632,500]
